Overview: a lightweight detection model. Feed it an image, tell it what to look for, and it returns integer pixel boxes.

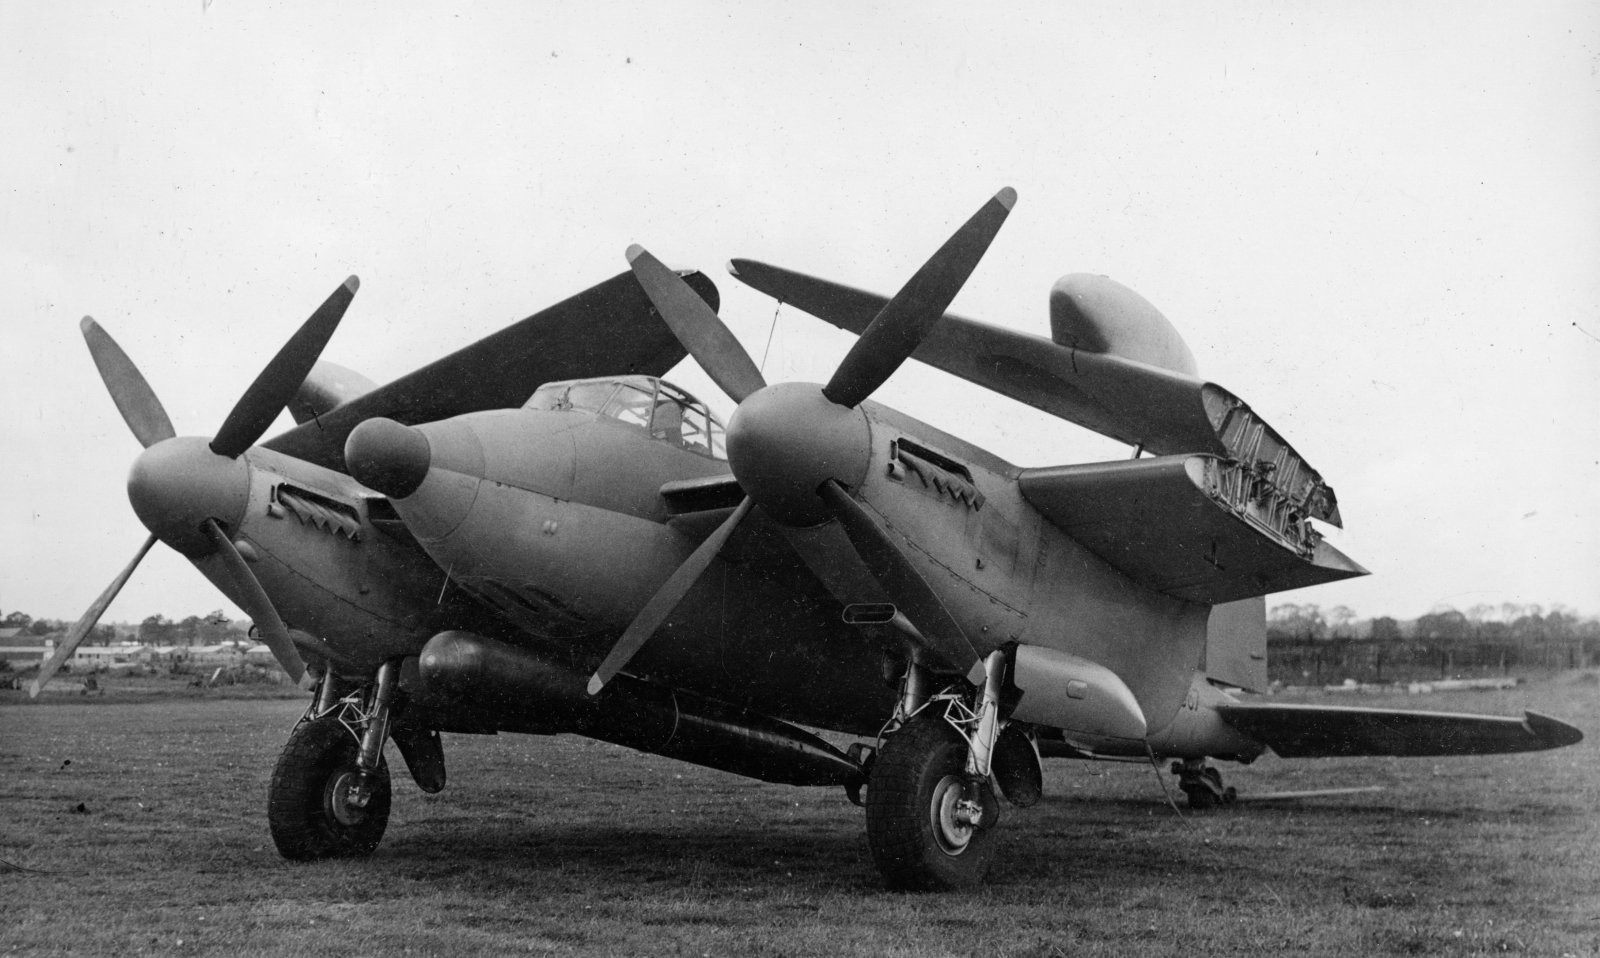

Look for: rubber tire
[268,714,391,860]
[866,710,1000,891]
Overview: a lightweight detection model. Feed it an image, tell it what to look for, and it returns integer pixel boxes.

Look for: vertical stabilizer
[1206,596,1266,691]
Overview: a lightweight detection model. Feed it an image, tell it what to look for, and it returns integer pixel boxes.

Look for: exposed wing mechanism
[1018,455,1365,603]
[264,269,717,471]
[1216,703,1583,757]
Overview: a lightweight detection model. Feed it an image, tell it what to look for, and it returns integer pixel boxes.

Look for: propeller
[822,187,1014,409]
[626,247,768,404]
[29,536,157,698]
[586,496,753,695]
[212,277,359,458]
[32,279,356,696]
[81,319,176,448]
[586,189,1012,694]
[815,479,979,670]
[203,519,306,682]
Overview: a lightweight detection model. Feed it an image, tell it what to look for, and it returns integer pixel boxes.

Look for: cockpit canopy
[525,375,727,460]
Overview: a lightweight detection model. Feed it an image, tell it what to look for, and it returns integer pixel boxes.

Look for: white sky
[2,2,1597,625]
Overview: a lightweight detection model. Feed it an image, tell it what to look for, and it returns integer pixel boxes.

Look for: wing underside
[1018,454,1365,604]
[1217,703,1583,757]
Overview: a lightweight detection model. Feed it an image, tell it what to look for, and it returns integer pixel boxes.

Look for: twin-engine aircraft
[39,188,1580,889]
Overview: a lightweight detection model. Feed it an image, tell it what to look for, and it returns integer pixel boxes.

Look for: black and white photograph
[3,3,1596,955]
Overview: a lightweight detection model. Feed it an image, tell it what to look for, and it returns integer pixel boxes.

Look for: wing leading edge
[1216,703,1582,757]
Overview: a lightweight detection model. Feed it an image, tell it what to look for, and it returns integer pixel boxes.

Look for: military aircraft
[36,187,1581,890]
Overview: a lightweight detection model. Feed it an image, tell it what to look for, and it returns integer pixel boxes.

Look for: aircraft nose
[127,436,251,556]
[726,382,872,526]
[345,418,431,498]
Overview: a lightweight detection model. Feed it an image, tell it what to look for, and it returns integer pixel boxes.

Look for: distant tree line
[1267,603,1599,685]
[0,609,252,646]
[6,601,1597,681]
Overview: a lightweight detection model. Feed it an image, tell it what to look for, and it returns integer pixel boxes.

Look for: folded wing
[265,269,716,471]
[727,260,1342,527]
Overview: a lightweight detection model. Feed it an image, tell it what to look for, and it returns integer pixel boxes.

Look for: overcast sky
[3,2,1597,626]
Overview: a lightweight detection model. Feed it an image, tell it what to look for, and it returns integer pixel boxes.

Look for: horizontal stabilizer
[1018,455,1365,603]
[265,270,716,472]
[1216,703,1583,757]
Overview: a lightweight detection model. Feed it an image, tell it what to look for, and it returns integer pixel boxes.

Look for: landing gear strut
[267,661,400,860]
[1172,758,1237,810]
[864,654,1007,890]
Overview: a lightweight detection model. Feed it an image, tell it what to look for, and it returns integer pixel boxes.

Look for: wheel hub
[930,774,978,855]
[326,769,370,826]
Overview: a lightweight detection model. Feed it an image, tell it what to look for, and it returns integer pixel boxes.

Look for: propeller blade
[822,187,1015,408]
[80,319,177,448]
[816,479,979,672]
[210,276,359,459]
[203,519,305,682]
[627,245,768,404]
[588,496,755,695]
[30,535,157,698]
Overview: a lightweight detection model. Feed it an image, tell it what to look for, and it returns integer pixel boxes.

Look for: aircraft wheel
[268,714,391,860]
[1182,784,1216,810]
[866,709,999,891]
[1180,767,1234,810]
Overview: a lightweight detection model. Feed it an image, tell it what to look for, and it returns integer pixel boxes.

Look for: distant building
[72,642,155,671]
[183,643,273,667]
[0,628,51,666]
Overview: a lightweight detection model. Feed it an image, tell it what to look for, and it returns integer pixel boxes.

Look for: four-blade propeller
[30,279,358,697]
[47,194,1009,700]
[588,189,1014,694]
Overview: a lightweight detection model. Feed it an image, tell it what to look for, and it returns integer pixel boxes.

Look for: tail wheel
[268,714,391,860]
[866,709,1000,891]
[1179,766,1237,810]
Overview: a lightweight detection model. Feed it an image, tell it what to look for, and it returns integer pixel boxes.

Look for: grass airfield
[2,674,1597,957]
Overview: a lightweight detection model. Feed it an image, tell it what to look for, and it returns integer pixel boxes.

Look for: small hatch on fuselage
[525,375,728,460]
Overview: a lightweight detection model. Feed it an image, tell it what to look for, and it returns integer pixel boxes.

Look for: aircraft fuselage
[372,376,1212,741]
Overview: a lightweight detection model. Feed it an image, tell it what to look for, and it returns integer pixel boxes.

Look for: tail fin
[1206,597,1267,692]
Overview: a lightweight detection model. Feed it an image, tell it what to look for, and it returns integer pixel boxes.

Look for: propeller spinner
[30,279,358,697]
[587,189,1015,694]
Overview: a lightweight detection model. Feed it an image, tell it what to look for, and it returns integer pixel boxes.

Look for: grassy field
[2,674,1597,957]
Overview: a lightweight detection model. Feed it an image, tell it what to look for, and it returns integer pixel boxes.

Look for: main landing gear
[866,709,1001,890]
[865,652,1027,891]
[268,660,442,860]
